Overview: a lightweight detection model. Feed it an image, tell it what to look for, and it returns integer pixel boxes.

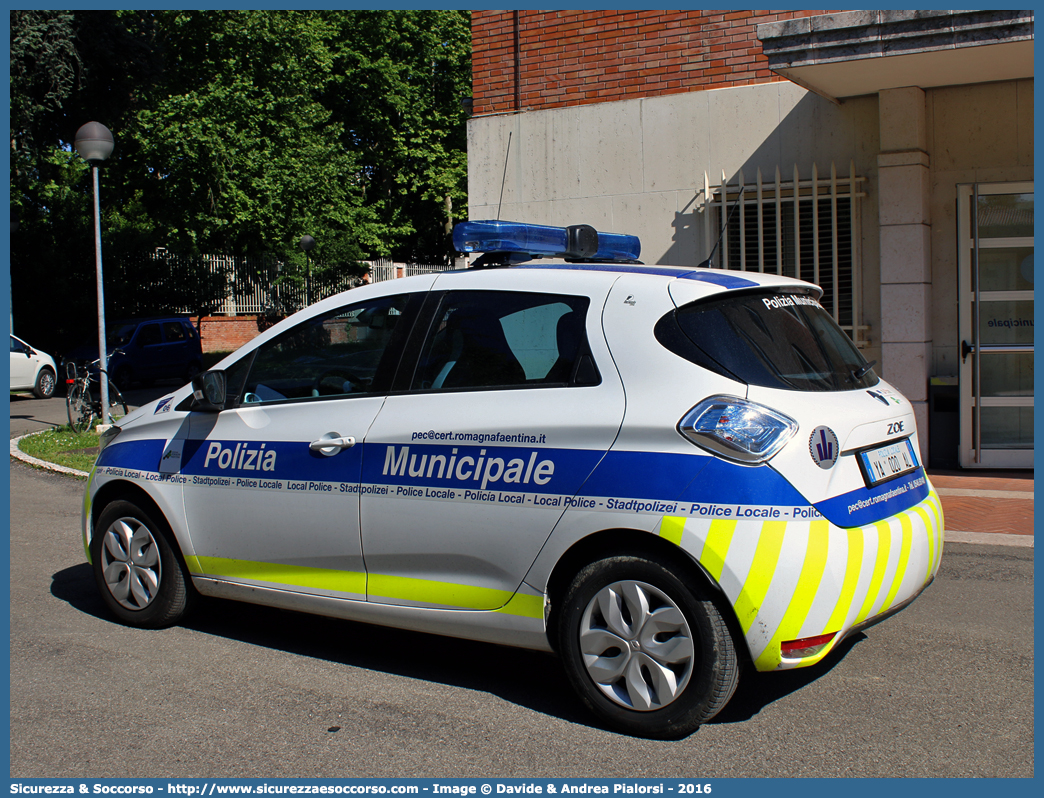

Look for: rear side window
[411,290,598,391]
[657,291,878,392]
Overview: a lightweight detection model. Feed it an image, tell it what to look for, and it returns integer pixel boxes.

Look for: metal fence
[703,162,869,347]
[110,252,448,317]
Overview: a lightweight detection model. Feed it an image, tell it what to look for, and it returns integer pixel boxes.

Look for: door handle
[309,435,356,456]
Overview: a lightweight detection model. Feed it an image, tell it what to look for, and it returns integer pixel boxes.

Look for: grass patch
[17,427,101,475]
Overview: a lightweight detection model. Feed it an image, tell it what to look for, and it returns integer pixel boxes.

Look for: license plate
[859,438,919,487]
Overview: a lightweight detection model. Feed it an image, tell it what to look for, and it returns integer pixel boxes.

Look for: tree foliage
[9,10,471,354]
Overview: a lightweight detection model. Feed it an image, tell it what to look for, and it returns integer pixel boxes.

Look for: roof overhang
[758,10,1034,102]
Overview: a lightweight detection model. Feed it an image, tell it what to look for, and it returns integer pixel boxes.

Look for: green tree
[9,10,472,354]
[326,10,471,263]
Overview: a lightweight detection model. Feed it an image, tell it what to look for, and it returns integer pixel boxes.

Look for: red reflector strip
[66,379,75,384]
[781,632,837,660]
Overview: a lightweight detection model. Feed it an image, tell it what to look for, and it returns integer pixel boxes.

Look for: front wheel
[67,383,94,432]
[90,499,192,628]
[557,553,739,739]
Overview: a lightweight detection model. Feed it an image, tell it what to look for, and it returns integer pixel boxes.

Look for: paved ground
[931,470,1034,543]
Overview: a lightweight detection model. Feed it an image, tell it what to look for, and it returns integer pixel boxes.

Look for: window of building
[705,163,867,347]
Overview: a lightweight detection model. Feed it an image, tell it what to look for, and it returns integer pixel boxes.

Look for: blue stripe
[97,437,928,528]
[676,271,759,288]
[179,438,362,482]
[361,442,603,495]
[813,470,930,527]
[517,263,695,278]
[96,439,167,470]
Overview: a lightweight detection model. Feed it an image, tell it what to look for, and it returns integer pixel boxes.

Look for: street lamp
[74,121,114,425]
[299,234,316,307]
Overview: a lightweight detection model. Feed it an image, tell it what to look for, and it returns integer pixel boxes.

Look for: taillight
[678,396,797,463]
[781,632,836,660]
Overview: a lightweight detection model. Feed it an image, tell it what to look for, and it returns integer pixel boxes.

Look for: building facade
[466,9,1034,469]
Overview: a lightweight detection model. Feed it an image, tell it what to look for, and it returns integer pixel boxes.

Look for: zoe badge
[809,426,839,469]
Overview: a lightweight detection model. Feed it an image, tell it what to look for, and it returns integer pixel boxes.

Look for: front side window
[136,324,162,347]
[659,291,878,392]
[411,290,597,391]
[226,293,414,406]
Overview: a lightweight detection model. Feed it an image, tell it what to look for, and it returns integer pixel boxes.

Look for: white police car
[83,221,942,738]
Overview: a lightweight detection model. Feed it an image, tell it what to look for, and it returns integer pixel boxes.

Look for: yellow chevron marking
[755,519,830,670]
[823,526,864,636]
[879,512,913,613]
[733,521,787,635]
[853,521,892,624]
[699,519,738,583]
[658,515,685,546]
[912,504,935,582]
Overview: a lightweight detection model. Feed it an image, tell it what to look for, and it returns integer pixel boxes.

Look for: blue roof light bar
[453,220,641,263]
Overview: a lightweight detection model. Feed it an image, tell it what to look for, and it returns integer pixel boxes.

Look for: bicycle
[65,352,130,432]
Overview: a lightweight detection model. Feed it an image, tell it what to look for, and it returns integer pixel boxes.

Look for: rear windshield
[657,291,878,392]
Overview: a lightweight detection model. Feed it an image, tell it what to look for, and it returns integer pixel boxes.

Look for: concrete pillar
[877,86,932,460]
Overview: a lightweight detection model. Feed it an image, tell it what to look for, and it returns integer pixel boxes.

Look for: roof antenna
[497,131,512,220]
[698,185,745,269]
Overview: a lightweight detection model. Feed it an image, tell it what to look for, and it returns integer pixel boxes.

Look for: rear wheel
[67,383,93,432]
[557,553,739,739]
[91,499,192,628]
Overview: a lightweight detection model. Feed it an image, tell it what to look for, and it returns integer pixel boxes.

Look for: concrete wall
[467,80,882,361]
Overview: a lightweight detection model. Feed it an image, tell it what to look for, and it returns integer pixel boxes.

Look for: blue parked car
[66,317,204,388]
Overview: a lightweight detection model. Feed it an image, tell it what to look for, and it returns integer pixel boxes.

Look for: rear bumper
[663,487,944,671]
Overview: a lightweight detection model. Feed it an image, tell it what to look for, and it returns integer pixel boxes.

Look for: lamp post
[299,234,316,307]
[74,122,114,425]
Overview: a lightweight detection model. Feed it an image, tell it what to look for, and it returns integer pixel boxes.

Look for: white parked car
[10,334,58,399]
[81,221,942,738]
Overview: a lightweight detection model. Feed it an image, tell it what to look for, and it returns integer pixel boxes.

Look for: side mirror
[191,370,227,411]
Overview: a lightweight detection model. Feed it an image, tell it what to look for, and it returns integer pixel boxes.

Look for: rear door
[359,269,625,610]
[133,323,164,381]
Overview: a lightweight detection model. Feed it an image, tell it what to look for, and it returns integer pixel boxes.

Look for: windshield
[108,325,137,347]
[658,291,878,392]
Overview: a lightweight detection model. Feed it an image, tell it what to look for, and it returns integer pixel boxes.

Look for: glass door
[957,183,1033,468]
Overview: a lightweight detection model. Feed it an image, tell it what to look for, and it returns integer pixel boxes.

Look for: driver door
[178,288,426,600]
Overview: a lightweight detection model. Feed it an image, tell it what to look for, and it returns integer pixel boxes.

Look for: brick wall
[472,10,830,115]
[197,316,261,354]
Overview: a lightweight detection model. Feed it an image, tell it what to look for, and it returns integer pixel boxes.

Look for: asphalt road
[7,458,1034,778]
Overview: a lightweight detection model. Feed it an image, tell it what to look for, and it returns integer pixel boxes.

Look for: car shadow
[50,562,863,736]
[707,633,865,725]
[50,563,593,728]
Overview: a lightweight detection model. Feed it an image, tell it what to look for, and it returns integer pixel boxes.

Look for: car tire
[557,553,739,739]
[91,499,193,628]
[33,366,56,399]
[113,366,133,390]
